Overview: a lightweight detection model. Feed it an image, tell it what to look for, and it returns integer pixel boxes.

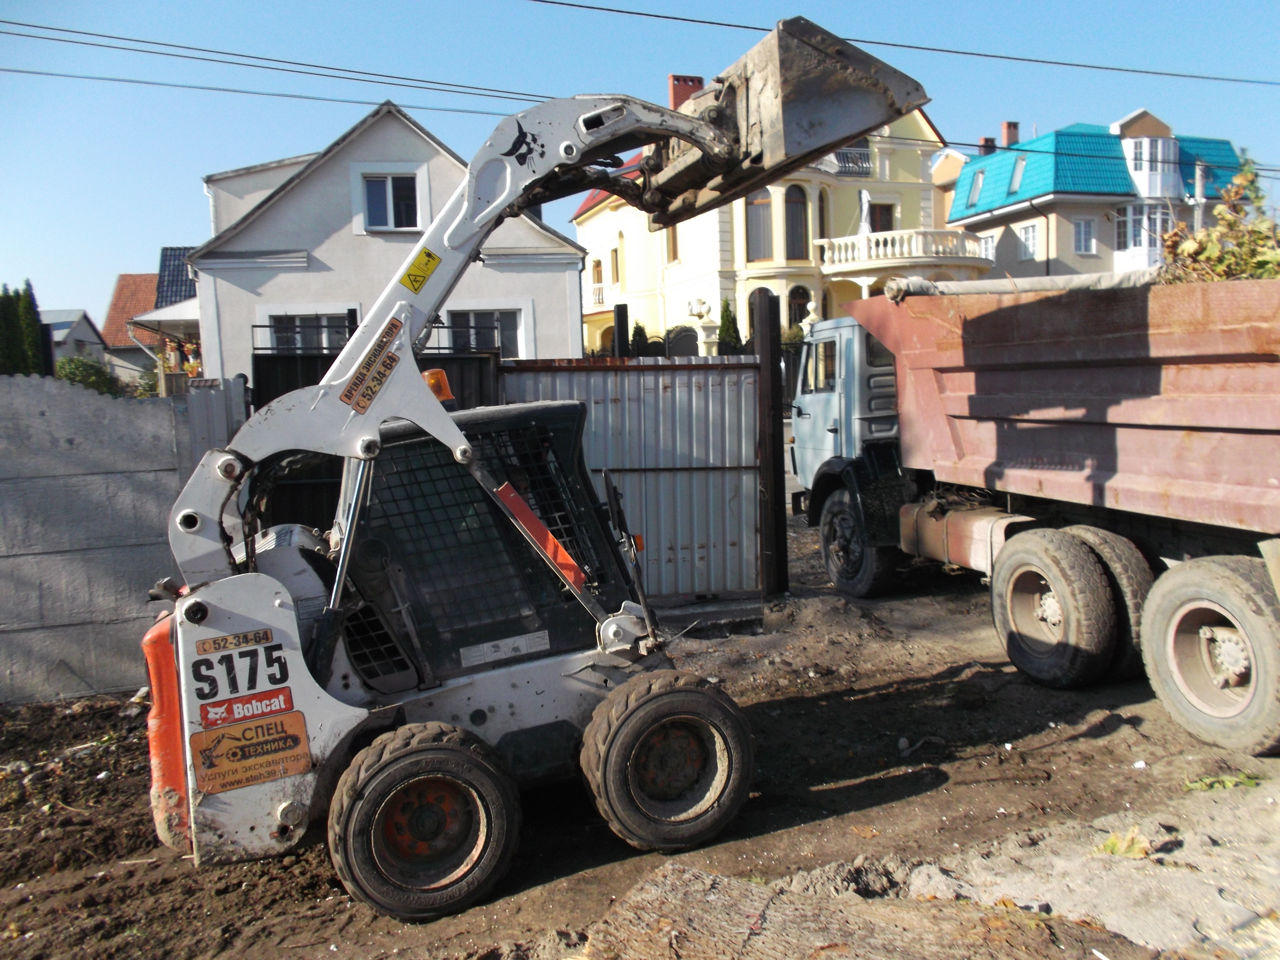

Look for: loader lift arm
[167,16,927,638]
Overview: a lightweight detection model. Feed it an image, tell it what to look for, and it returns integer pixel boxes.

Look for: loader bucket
[647,16,928,227]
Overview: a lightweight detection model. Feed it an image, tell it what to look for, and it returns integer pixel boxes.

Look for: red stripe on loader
[495,482,587,592]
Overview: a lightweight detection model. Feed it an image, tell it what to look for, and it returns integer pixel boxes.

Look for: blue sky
[2,0,1277,320]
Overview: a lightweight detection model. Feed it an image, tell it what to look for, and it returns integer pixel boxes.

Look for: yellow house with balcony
[573,97,990,354]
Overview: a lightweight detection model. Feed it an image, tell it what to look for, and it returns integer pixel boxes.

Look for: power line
[0,67,512,117]
[527,0,1280,88]
[0,21,546,104]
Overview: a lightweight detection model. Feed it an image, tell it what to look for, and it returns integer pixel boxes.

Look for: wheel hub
[381,779,472,860]
[1202,625,1250,687]
[1036,591,1063,630]
[634,722,706,801]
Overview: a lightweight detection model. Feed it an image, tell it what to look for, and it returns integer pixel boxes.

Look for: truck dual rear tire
[991,529,1116,688]
[1061,525,1153,681]
[328,722,521,921]
[1141,556,1280,755]
[819,488,897,598]
[580,671,753,851]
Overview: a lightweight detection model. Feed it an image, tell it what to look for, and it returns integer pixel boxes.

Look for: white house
[189,101,586,386]
[39,310,106,364]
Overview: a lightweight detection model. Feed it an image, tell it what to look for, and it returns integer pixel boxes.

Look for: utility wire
[0,67,512,117]
[527,0,1280,88]
[0,24,545,104]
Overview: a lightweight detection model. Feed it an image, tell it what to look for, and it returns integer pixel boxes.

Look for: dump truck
[790,272,1280,756]
[141,18,929,922]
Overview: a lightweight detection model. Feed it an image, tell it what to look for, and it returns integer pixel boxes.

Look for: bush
[55,356,124,397]
[1162,160,1280,282]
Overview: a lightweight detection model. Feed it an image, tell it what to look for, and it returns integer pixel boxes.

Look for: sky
[2,0,1277,321]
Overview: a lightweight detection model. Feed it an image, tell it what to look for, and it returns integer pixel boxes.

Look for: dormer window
[1132,139,1145,172]
[1009,155,1026,193]
[967,170,985,207]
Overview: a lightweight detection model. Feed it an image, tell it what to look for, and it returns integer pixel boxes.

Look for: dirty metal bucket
[649,16,928,226]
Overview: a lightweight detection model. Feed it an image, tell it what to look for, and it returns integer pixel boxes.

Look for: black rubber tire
[1061,525,1153,681]
[580,671,753,851]
[819,488,897,598]
[327,722,521,921]
[1140,556,1280,755]
[991,528,1117,688]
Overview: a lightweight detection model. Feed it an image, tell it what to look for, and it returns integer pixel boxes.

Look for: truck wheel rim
[627,717,729,823]
[1006,568,1064,655]
[825,509,861,576]
[372,775,487,890]
[1163,599,1255,719]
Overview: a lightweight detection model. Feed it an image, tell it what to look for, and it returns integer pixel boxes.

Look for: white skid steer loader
[141,17,926,921]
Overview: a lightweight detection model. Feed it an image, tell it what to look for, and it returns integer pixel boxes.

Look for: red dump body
[851,279,1280,536]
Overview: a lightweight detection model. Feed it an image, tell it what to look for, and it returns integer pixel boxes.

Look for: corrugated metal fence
[503,356,760,601]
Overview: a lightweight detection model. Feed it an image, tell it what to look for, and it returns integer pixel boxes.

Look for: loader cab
[790,316,898,487]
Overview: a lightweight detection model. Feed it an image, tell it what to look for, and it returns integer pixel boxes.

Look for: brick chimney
[1002,122,1020,147]
[979,137,996,156]
[668,74,703,111]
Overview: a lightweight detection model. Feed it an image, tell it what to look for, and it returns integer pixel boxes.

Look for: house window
[1115,207,1129,251]
[1073,218,1097,255]
[266,312,354,355]
[610,246,619,284]
[746,189,773,261]
[979,234,995,261]
[818,189,830,239]
[1132,139,1144,172]
[1115,204,1170,251]
[1009,155,1026,193]
[447,310,519,358]
[870,203,895,233]
[1146,206,1171,248]
[364,175,417,229]
[591,260,603,285]
[967,170,985,207]
[785,186,809,259]
[1017,224,1037,261]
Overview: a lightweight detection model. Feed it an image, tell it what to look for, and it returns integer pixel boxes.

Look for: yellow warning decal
[399,247,441,294]
[341,318,402,414]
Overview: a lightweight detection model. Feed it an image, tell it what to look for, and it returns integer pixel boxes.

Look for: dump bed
[850,278,1280,535]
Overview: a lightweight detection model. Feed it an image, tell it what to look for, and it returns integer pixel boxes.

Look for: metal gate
[502,356,761,601]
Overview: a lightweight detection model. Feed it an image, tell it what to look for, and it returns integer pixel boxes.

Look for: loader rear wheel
[820,488,897,598]
[581,671,752,851]
[992,529,1116,688]
[328,722,520,921]
[1061,525,1153,681]
[1141,556,1280,755]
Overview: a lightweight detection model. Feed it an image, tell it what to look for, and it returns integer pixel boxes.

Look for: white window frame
[1017,224,1037,261]
[1073,218,1097,256]
[979,233,996,262]
[350,162,428,235]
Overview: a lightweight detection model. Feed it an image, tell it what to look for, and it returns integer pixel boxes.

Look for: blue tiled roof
[948,123,1239,222]
[155,246,197,308]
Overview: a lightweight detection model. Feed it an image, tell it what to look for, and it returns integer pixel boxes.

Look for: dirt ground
[2,516,1275,959]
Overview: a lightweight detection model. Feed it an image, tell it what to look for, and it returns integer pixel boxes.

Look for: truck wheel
[328,722,521,921]
[992,529,1116,688]
[1061,525,1153,681]
[819,488,897,598]
[1141,557,1280,755]
[580,671,752,851]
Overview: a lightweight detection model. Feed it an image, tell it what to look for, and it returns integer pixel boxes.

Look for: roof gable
[101,274,159,348]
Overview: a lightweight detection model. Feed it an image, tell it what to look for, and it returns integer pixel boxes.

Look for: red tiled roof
[101,274,159,348]
[571,152,643,221]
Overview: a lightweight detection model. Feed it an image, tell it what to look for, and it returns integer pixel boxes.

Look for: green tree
[56,355,123,397]
[629,322,649,358]
[18,280,43,374]
[1162,159,1280,282]
[717,298,742,355]
[0,285,21,375]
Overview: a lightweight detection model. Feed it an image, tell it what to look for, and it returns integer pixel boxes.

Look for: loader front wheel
[581,671,752,851]
[328,722,520,921]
